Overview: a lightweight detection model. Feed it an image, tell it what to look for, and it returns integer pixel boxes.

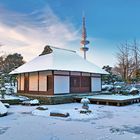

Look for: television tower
[80,16,90,60]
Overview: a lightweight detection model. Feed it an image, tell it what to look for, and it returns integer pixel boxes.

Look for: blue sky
[0,0,140,67]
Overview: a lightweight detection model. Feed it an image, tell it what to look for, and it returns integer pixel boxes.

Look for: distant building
[10,45,108,95]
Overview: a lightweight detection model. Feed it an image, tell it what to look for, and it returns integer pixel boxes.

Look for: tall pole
[80,16,89,60]
[84,51,86,59]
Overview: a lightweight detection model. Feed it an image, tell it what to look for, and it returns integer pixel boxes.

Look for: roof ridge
[51,46,76,53]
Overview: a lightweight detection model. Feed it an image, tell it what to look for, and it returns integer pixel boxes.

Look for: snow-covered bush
[22,99,40,106]
[4,83,17,95]
[129,87,139,95]
[102,84,114,91]
[114,85,122,93]
[0,87,6,99]
[30,99,39,105]
[114,81,125,86]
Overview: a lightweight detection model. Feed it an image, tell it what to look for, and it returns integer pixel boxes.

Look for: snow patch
[86,94,140,100]
[0,101,8,116]
[32,108,98,121]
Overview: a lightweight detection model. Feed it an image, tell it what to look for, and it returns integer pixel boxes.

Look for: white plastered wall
[54,76,69,94]
[91,77,101,92]
[39,72,47,91]
[20,74,24,90]
[29,72,38,91]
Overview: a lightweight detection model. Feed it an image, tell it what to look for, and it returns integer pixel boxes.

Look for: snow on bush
[22,99,39,106]
[114,85,122,93]
[102,84,114,91]
[115,85,122,89]
[129,87,138,92]
[30,99,39,105]
[129,87,139,95]
[102,84,113,89]
[114,81,125,85]
[0,101,8,116]
[0,87,6,98]
[4,83,17,95]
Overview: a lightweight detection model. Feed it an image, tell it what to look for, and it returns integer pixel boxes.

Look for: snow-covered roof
[10,46,108,75]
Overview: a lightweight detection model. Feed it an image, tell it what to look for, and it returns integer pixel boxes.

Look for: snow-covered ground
[0,101,7,116]
[86,94,140,100]
[0,103,140,140]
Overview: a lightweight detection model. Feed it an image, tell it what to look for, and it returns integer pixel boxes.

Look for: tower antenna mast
[80,15,90,59]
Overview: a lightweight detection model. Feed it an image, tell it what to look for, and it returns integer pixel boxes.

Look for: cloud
[0,6,80,61]
[0,5,116,67]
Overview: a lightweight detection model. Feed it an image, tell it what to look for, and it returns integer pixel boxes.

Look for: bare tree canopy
[114,39,140,82]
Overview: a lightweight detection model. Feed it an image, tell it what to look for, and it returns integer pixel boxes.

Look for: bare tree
[114,39,140,82]
[115,42,129,81]
[114,41,135,82]
[130,39,140,80]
